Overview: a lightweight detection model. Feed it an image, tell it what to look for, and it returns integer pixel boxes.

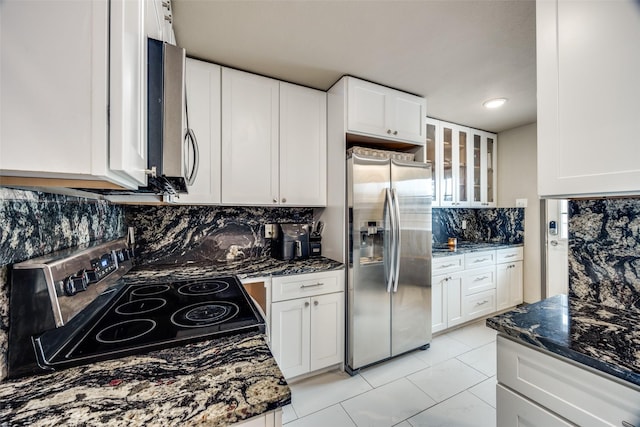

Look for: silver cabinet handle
[300,282,324,289]
[622,421,636,427]
[393,130,398,135]
[550,240,559,246]
[273,198,278,203]
[304,301,310,307]
[474,276,489,282]
[313,300,319,306]
[439,263,457,268]
[387,129,392,134]
[281,197,287,203]
[504,254,517,258]
[474,258,489,263]
[476,300,489,306]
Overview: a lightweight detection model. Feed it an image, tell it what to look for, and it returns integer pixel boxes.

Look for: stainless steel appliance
[7,239,264,379]
[273,224,310,261]
[147,38,198,194]
[346,153,432,374]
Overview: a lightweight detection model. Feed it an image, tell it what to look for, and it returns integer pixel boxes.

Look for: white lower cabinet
[497,335,640,427]
[270,270,344,380]
[432,271,464,334]
[433,247,523,333]
[496,247,524,311]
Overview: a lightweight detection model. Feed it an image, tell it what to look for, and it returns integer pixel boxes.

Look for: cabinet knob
[281,197,287,203]
[387,129,392,134]
[273,198,278,203]
[304,301,310,307]
[393,130,398,135]
[314,300,319,306]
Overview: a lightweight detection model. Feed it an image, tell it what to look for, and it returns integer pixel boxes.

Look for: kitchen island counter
[487,294,640,388]
[0,331,289,426]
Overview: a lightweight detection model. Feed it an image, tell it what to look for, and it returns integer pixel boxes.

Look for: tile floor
[282,320,497,427]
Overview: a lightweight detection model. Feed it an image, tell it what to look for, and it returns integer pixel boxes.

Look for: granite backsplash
[0,187,126,380]
[432,207,525,245]
[569,198,640,313]
[125,205,314,265]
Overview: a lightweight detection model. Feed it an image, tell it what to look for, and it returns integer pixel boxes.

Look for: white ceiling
[172,0,536,133]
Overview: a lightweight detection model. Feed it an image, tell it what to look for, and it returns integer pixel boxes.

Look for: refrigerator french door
[346,154,432,374]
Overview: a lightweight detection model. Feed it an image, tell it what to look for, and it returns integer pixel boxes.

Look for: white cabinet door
[446,273,465,328]
[470,130,497,207]
[497,261,523,311]
[221,68,279,205]
[179,59,221,204]
[537,0,640,197]
[464,289,496,321]
[425,118,440,206]
[109,0,147,187]
[310,292,343,371]
[431,275,447,333]
[389,91,426,144]
[346,77,426,145]
[279,83,327,206]
[438,122,470,207]
[271,298,310,379]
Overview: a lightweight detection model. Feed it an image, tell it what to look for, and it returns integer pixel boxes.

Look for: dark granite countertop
[0,258,344,426]
[487,295,640,389]
[125,256,344,283]
[432,241,523,258]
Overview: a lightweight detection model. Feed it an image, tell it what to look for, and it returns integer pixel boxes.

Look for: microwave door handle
[392,188,401,293]
[385,188,395,293]
[184,128,199,186]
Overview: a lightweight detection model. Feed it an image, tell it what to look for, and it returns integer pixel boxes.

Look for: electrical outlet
[462,220,467,230]
[264,224,275,239]
[516,198,528,208]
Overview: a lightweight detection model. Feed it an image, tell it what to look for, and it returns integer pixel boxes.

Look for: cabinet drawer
[432,255,464,275]
[463,266,496,295]
[272,270,344,302]
[496,247,523,263]
[497,336,640,427]
[497,384,573,427]
[463,289,496,321]
[464,250,496,269]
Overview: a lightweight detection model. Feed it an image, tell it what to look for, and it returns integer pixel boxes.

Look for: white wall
[497,122,541,303]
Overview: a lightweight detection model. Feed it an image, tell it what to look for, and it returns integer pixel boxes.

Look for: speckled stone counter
[0,257,342,426]
[487,294,640,389]
[125,256,344,284]
[432,242,523,258]
[0,331,290,426]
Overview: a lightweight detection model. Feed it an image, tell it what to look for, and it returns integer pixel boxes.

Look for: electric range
[7,239,265,379]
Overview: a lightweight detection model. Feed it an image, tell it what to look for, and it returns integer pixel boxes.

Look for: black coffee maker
[273,224,310,261]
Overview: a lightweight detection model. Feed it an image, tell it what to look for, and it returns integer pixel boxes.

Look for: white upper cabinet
[221,68,327,206]
[537,0,640,198]
[221,68,279,205]
[346,77,426,145]
[0,0,151,190]
[425,118,440,206]
[279,82,327,206]
[439,122,471,207]
[470,130,497,207]
[146,0,174,44]
[178,59,221,204]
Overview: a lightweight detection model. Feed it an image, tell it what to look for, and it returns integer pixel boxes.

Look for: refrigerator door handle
[391,188,402,293]
[385,188,396,293]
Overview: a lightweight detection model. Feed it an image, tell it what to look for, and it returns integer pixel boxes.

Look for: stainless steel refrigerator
[346,153,432,374]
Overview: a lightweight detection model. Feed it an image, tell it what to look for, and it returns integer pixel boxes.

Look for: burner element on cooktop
[177,280,230,296]
[95,319,157,344]
[115,298,167,315]
[131,284,171,297]
[171,302,239,328]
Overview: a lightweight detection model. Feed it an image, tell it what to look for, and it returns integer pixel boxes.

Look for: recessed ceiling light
[483,98,508,109]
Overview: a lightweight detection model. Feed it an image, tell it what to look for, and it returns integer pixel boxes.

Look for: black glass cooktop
[36,276,265,368]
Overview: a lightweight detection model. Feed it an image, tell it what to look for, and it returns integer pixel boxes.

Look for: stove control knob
[64,274,88,296]
[63,277,78,296]
[83,269,99,284]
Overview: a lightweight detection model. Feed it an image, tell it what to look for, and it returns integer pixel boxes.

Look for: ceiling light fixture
[483,98,508,109]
